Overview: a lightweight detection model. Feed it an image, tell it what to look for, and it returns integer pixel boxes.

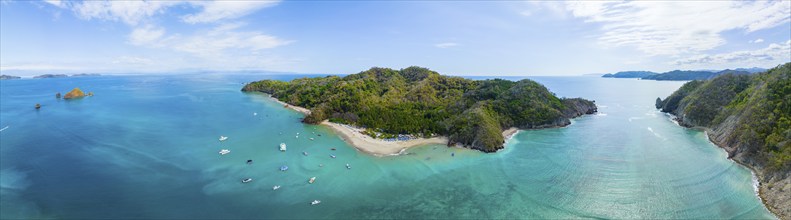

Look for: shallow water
[0,74,775,219]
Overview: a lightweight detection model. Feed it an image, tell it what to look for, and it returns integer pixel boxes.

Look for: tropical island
[0,74,21,80]
[243,66,597,154]
[33,74,68,78]
[603,68,765,81]
[656,62,790,218]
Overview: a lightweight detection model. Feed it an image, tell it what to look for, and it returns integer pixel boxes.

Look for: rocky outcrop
[63,88,86,99]
[657,63,790,219]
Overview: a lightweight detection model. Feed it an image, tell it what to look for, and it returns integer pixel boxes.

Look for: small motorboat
[242,178,253,183]
[295,135,299,139]
[317,134,321,136]
[451,153,455,157]
[309,138,314,141]
[311,200,321,205]
[219,149,230,155]
[219,136,228,141]
[330,148,336,151]
[273,185,281,190]
[279,143,287,151]
[330,154,336,159]
[308,177,316,184]
[303,151,308,156]
[346,163,351,169]
[280,165,289,171]
[246,159,253,165]
[253,112,257,116]
[319,164,324,167]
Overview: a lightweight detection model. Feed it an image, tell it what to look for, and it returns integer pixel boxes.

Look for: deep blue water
[0,74,775,219]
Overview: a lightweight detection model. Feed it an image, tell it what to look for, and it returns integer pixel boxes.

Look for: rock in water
[35,103,41,109]
[56,92,61,99]
[63,88,86,99]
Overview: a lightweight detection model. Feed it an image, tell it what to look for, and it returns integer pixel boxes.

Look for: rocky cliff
[63,88,86,99]
[656,63,790,219]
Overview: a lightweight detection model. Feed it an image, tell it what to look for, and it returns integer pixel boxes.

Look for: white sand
[269,95,519,156]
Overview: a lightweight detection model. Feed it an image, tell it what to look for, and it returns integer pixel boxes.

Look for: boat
[311,200,321,205]
[219,149,230,155]
[346,163,351,169]
[219,136,228,141]
[303,151,308,156]
[309,138,314,141]
[253,112,257,116]
[273,185,281,190]
[330,148,336,151]
[308,177,316,184]
[279,143,287,151]
[280,165,289,171]
[330,154,336,158]
[451,153,455,157]
[247,159,253,165]
[242,178,253,183]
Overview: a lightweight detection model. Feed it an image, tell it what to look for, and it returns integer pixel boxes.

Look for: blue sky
[1,1,789,76]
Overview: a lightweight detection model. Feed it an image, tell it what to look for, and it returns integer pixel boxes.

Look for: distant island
[602,71,657,78]
[0,74,21,80]
[656,62,790,218]
[71,73,101,77]
[33,74,68,78]
[603,67,766,81]
[243,66,597,153]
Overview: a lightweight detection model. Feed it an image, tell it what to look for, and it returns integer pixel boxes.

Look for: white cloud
[173,23,292,57]
[674,40,791,67]
[435,42,459,49]
[562,1,791,56]
[72,1,179,26]
[182,1,280,24]
[44,0,66,8]
[112,56,153,65]
[128,25,167,46]
[750,38,765,43]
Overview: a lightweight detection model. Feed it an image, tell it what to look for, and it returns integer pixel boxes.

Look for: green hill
[243,66,597,152]
[656,62,790,218]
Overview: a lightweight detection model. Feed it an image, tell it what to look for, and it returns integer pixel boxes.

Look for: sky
[1,0,790,76]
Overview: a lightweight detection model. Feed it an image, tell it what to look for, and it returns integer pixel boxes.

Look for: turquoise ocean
[0,73,776,219]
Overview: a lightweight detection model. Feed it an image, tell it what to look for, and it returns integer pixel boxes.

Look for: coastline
[267,95,520,156]
[678,122,785,219]
[268,95,449,156]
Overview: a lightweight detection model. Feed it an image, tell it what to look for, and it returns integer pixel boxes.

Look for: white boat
[303,151,308,156]
[308,177,316,184]
[330,154,336,158]
[309,138,314,141]
[279,143,287,151]
[311,200,321,205]
[219,136,228,141]
[346,164,351,169]
[273,185,281,190]
[253,112,257,116]
[219,149,230,155]
[242,178,253,183]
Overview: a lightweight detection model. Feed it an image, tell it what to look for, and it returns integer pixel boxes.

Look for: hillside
[656,63,790,218]
[602,71,657,78]
[243,66,597,152]
[643,69,752,81]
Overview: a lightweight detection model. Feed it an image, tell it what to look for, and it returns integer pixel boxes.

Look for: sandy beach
[270,95,519,156]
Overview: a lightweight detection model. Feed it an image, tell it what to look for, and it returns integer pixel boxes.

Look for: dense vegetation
[643,69,751,81]
[656,63,790,171]
[602,71,657,78]
[603,69,759,80]
[243,66,597,152]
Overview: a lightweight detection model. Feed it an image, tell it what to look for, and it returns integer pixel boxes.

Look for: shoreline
[267,95,519,156]
[675,120,783,219]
